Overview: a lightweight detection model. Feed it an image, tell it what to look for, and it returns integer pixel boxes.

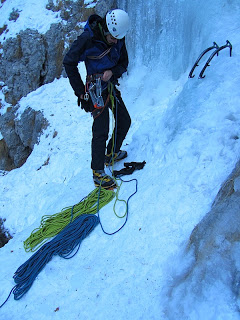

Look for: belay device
[189,40,232,78]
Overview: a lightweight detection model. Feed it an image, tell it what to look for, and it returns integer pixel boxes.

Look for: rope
[0,82,139,307]
[0,214,99,306]
[108,83,128,218]
[96,83,138,235]
[24,187,115,252]
[97,177,137,235]
[0,82,140,307]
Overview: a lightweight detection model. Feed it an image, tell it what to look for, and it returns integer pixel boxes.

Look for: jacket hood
[84,14,103,37]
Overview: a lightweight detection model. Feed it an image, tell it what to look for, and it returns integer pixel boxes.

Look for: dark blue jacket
[63,14,129,97]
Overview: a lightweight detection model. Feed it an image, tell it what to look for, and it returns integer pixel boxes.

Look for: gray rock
[0,0,117,105]
[0,25,65,105]
[95,0,117,17]
[0,0,116,170]
[0,218,12,248]
[15,107,48,149]
[0,107,48,170]
[43,23,65,85]
[0,30,46,105]
[9,8,20,22]
[0,139,14,171]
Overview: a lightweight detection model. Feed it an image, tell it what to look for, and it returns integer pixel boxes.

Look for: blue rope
[0,84,139,308]
[97,177,137,235]
[0,214,99,306]
[0,287,16,308]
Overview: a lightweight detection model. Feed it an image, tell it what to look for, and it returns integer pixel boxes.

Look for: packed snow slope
[1,0,240,319]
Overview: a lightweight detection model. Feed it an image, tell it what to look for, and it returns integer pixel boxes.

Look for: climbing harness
[90,81,114,119]
[84,73,111,119]
[189,40,232,78]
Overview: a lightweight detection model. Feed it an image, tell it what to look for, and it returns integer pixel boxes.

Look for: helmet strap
[98,23,111,45]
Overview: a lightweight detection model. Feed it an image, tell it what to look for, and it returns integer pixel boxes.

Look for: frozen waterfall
[118,0,239,80]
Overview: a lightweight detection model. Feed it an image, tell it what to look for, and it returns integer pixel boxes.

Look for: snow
[0,0,61,42]
[84,0,97,9]
[1,0,240,319]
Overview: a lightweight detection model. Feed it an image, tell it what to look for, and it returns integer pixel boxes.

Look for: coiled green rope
[24,187,115,252]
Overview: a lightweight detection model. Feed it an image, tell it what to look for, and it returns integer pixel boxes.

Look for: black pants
[91,87,131,170]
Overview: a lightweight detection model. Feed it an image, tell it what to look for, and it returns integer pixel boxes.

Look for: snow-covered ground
[1,0,240,319]
[0,0,61,42]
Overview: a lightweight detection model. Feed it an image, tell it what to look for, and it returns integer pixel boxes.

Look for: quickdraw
[85,74,104,109]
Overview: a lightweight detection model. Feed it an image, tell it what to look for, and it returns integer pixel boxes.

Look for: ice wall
[117,0,239,80]
[116,0,240,318]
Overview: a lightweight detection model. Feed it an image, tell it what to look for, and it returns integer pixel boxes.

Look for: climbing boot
[93,169,116,189]
[105,150,127,166]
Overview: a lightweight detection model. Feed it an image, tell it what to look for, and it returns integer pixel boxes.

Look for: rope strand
[97,83,138,235]
[24,187,114,252]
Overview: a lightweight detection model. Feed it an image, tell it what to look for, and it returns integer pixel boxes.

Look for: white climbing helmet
[106,9,130,39]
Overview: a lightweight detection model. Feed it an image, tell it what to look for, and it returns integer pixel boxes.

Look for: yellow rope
[108,83,128,219]
[24,187,115,252]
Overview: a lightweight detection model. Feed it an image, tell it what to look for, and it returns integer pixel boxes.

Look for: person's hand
[102,70,113,82]
[77,94,91,112]
[77,94,84,106]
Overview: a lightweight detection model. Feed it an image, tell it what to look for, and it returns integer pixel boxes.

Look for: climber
[63,9,131,189]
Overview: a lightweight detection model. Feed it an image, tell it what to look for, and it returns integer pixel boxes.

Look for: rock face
[0,0,116,171]
[0,107,48,169]
[0,25,64,106]
[0,138,13,171]
[0,218,12,248]
[0,0,117,106]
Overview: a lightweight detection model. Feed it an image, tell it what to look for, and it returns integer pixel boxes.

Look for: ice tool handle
[89,75,104,109]
[189,40,232,79]
[199,40,232,78]
[188,42,219,78]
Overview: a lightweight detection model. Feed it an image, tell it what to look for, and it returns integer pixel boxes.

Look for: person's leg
[91,103,109,170]
[107,88,131,154]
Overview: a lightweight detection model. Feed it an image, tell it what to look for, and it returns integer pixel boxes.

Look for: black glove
[113,161,146,178]
[77,96,92,113]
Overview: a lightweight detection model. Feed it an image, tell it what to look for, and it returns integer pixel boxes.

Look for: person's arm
[63,32,91,97]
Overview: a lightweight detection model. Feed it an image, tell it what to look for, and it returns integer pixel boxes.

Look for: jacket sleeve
[111,39,129,80]
[63,32,90,97]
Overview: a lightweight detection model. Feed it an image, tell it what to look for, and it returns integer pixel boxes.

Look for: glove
[77,96,92,113]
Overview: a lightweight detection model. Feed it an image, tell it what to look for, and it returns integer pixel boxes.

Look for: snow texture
[1,0,240,319]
